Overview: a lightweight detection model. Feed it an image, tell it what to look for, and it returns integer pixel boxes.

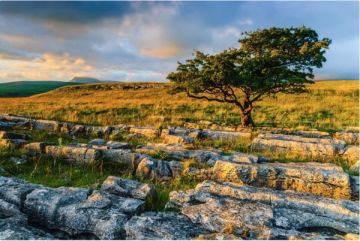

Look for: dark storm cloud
[0,1,132,23]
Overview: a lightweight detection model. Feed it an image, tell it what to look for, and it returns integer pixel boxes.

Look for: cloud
[0,1,133,24]
[0,1,358,82]
[0,53,95,81]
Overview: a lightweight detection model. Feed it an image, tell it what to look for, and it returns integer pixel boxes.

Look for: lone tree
[167,27,331,128]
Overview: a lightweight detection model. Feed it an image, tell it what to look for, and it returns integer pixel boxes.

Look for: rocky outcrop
[0,176,152,240]
[125,212,208,240]
[252,133,346,157]
[211,160,352,199]
[167,180,359,239]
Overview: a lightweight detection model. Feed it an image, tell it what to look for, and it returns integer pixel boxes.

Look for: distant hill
[70,77,101,84]
[0,81,79,97]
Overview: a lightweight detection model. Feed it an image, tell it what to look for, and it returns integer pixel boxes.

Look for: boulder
[211,160,352,199]
[125,212,208,240]
[101,176,156,200]
[136,157,173,180]
[45,145,102,165]
[168,180,359,239]
[252,133,346,157]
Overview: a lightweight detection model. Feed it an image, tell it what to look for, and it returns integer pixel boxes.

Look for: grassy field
[0,81,80,97]
[0,80,358,131]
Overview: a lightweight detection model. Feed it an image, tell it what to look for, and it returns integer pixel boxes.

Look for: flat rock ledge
[167,180,360,240]
[0,176,209,240]
[210,160,352,200]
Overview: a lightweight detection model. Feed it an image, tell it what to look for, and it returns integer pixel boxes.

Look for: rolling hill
[0,81,80,97]
[70,77,101,84]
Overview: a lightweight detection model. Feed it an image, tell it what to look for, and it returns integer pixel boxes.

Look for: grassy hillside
[0,81,79,97]
[0,80,358,131]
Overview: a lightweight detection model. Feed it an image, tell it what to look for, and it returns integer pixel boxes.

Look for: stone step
[167,180,359,240]
[211,160,352,199]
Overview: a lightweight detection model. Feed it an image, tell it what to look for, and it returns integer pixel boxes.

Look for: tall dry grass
[0,80,358,131]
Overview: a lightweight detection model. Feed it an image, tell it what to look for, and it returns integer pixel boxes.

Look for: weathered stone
[55,191,144,239]
[211,160,351,199]
[136,157,173,180]
[0,176,39,207]
[334,131,359,145]
[45,145,102,165]
[125,212,208,240]
[168,180,359,239]
[130,127,160,138]
[88,139,106,146]
[350,176,359,200]
[101,176,156,200]
[176,192,274,239]
[23,142,48,155]
[252,133,346,157]
[70,125,86,136]
[106,141,131,149]
[343,145,360,165]
[0,121,16,129]
[161,132,194,144]
[136,144,258,166]
[0,199,54,240]
[33,120,62,132]
[193,233,240,240]
[23,186,89,228]
[0,131,27,140]
[102,149,135,167]
[0,139,27,148]
[201,130,252,140]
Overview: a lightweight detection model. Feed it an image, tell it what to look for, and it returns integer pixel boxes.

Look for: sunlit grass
[0,80,357,131]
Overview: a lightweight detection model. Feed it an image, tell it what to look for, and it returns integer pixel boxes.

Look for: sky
[0,1,358,82]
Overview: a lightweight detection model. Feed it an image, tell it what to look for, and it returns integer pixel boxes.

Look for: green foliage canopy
[167,26,331,127]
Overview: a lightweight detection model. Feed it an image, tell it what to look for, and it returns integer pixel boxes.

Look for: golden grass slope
[0,80,358,131]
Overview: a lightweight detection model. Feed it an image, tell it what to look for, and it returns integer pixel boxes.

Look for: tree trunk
[240,100,255,128]
[241,111,255,128]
